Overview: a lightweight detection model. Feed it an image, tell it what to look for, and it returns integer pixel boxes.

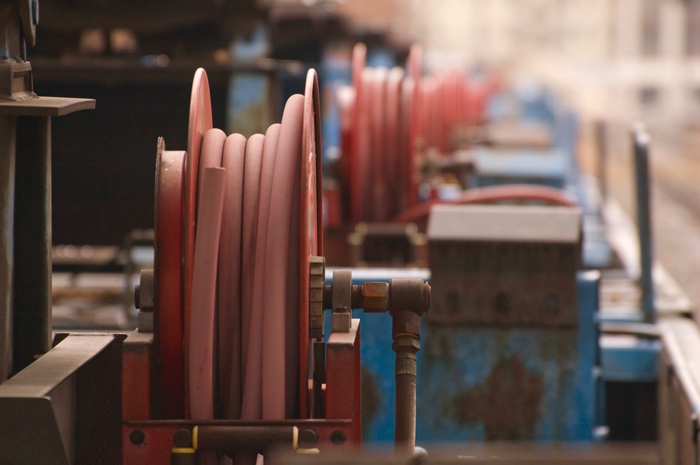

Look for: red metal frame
[122,319,362,462]
[154,142,186,419]
[325,319,362,444]
[123,330,153,421]
[123,419,356,464]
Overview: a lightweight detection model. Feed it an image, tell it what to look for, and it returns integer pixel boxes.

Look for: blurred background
[30,0,700,327]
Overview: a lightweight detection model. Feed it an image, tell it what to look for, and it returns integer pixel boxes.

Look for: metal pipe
[170,448,195,465]
[632,124,655,323]
[13,115,51,373]
[394,336,419,454]
[388,278,430,454]
[194,425,297,453]
[0,115,16,382]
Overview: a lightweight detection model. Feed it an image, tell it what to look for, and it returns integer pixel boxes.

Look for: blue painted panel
[417,328,581,441]
[600,337,660,382]
[325,270,599,444]
[475,176,565,190]
[473,148,568,180]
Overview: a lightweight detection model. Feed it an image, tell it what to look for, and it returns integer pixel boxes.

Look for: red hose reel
[123,68,360,465]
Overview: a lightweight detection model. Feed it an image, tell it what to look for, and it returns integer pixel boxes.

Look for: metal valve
[310,257,431,453]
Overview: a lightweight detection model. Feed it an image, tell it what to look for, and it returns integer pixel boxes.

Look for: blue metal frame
[325,269,600,445]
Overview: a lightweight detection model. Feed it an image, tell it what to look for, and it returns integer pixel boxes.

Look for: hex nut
[392,337,421,351]
[362,282,388,313]
[392,312,421,337]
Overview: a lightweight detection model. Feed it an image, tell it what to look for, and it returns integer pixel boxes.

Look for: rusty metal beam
[13,115,52,372]
[0,114,15,381]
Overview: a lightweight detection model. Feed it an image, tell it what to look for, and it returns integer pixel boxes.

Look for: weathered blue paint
[325,270,600,445]
[472,148,568,189]
[600,336,660,382]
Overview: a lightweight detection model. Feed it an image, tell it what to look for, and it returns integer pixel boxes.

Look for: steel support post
[13,115,51,372]
[0,115,16,382]
[595,120,607,202]
[633,126,655,323]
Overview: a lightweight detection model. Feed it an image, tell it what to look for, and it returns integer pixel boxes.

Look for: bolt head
[299,428,319,448]
[173,428,192,448]
[130,429,145,445]
[330,430,346,445]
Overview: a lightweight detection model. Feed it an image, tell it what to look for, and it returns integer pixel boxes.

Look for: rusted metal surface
[0,114,15,381]
[360,365,381,438]
[385,278,430,452]
[449,356,544,440]
[393,338,419,452]
[330,256,593,444]
[428,241,578,326]
[361,282,389,313]
[418,326,581,441]
[413,272,598,442]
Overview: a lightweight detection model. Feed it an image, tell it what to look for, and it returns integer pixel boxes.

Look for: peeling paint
[450,356,543,440]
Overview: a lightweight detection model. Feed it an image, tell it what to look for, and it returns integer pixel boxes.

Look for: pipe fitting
[388,278,430,340]
[362,282,389,312]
